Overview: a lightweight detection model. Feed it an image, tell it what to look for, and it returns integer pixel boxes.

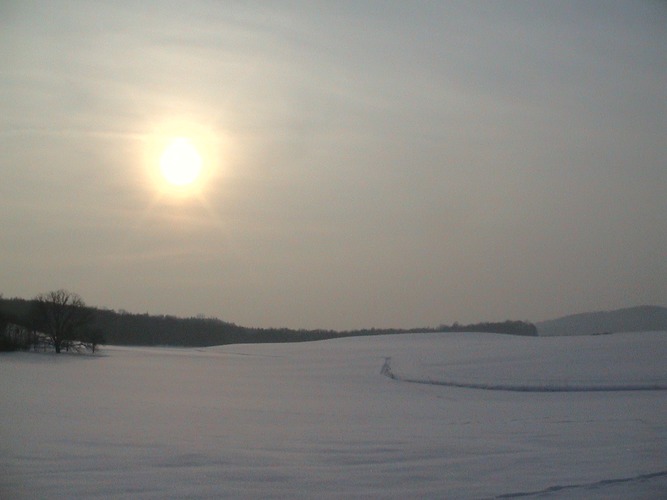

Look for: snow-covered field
[2,332,666,499]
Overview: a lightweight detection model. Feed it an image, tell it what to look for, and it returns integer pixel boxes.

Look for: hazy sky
[1,1,665,330]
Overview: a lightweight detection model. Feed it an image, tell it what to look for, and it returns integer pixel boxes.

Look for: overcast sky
[1,1,665,329]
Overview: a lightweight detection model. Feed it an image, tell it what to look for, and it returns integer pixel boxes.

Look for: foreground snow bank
[1,331,665,499]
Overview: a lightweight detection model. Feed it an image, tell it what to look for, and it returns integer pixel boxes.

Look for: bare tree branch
[32,289,93,353]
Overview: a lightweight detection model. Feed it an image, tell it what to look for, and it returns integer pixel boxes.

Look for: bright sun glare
[159,138,202,187]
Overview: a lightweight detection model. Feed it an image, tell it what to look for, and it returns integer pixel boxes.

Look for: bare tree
[80,326,105,354]
[32,289,93,353]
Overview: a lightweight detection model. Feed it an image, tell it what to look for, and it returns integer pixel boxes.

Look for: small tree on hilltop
[31,289,94,353]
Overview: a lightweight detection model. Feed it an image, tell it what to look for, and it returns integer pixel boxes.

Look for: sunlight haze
[1,1,665,329]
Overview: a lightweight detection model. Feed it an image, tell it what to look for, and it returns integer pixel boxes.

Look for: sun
[159,138,202,187]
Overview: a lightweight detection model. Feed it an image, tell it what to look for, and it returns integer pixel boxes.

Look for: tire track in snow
[380,357,667,392]
[491,470,667,498]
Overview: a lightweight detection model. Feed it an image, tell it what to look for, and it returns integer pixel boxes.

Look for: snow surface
[1,331,666,499]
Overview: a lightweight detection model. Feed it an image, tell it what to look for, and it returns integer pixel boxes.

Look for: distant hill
[536,305,667,336]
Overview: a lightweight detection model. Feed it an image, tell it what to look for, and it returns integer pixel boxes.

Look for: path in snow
[382,357,667,392]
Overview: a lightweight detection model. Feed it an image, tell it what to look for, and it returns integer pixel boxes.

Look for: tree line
[1,290,537,352]
[0,290,104,353]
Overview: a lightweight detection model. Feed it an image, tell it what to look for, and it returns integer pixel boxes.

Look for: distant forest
[0,296,537,348]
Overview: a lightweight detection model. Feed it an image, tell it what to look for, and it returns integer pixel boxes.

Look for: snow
[1,331,666,499]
